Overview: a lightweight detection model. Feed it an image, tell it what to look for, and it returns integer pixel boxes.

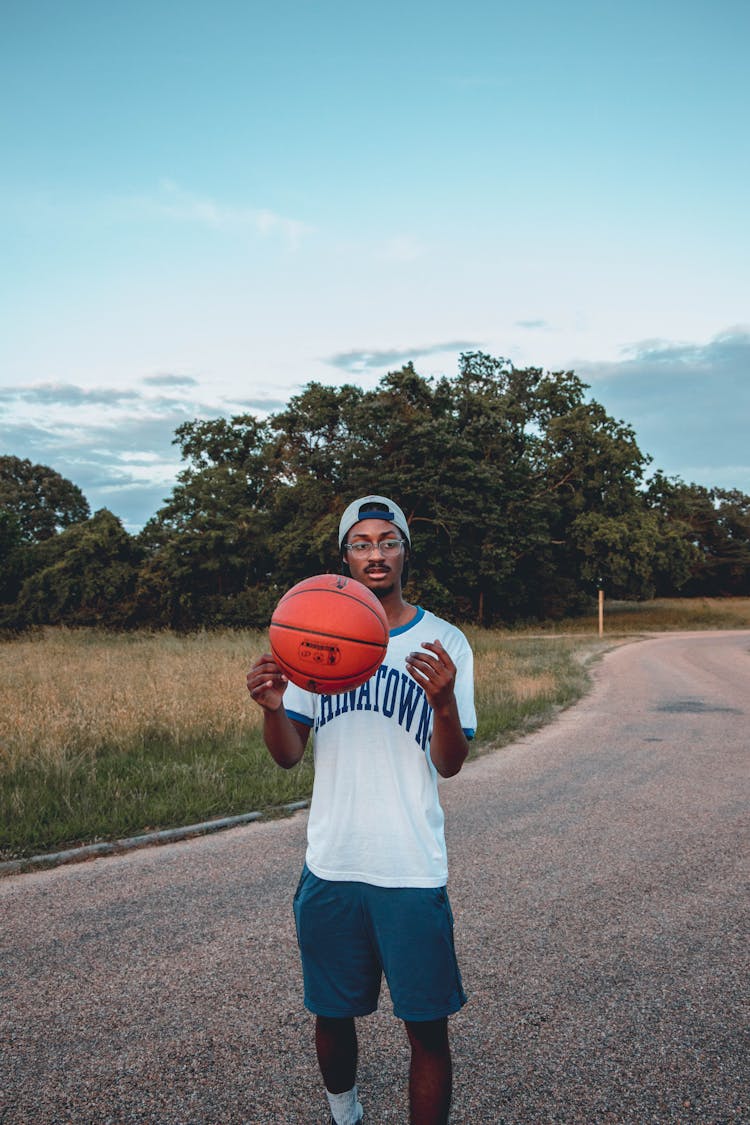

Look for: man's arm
[405,640,470,778]
[428,699,471,778]
[262,708,310,768]
[247,653,310,768]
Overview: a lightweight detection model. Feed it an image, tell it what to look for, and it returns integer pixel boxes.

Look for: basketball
[269,574,389,694]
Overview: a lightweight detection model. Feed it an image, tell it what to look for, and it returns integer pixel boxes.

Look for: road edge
[0,800,310,878]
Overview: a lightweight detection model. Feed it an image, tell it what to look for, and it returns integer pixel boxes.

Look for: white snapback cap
[338,495,411,547]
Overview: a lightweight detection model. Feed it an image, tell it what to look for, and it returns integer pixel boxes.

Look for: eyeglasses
[344,539,404,557]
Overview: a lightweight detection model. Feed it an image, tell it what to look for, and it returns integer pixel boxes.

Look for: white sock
[326,1084,363,1124]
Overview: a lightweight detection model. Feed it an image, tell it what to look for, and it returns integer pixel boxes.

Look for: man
[247,495,476,1124]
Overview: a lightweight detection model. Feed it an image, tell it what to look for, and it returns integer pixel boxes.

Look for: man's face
[344,518,407,598]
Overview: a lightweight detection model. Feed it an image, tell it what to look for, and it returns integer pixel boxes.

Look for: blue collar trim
[390,606,425,636]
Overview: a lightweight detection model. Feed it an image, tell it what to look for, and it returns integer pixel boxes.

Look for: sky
[2,0,748,532]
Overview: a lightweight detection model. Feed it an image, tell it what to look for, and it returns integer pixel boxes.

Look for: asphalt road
[1,630,748,1124]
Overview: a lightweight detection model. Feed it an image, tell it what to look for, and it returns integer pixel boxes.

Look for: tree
[528,398,657,607]
[709,489,750,595]
[136,415,279,628]
[146,354,671,625]
[263,355,659,621]
[0,456,90,542]
[4,356,745,633]
[645,475,750,595]
[0,509,24,605]
[0,457,92,617]
[3,509,142,629]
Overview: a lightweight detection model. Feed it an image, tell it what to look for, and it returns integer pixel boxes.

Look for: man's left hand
[405,640,456,711]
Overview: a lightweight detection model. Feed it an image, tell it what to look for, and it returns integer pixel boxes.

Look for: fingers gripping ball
[269,574,389,694]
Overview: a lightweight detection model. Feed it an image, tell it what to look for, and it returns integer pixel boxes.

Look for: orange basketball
[269,574,389,694]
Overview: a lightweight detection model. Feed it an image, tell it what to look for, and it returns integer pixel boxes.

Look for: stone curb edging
[0,800,310,878]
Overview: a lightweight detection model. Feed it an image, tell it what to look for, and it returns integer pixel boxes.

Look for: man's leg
[405,1017,452,1125]
[316,1017,363,1123]
[316,1015,358,1092]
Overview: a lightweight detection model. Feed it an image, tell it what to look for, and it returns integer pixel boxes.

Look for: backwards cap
[338,495,411,548]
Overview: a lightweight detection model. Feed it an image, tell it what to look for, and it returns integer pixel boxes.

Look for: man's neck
[379,589,417,631]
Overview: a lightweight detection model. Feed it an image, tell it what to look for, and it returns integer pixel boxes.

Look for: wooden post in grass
[598,587,604,637]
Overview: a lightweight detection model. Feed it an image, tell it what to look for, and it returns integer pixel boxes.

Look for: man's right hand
[246,652,288,712]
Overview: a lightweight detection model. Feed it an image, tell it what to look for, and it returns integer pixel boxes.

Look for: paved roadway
[1,631,748,1124]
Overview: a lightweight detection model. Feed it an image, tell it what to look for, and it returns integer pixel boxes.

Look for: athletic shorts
[292,865,467,1022]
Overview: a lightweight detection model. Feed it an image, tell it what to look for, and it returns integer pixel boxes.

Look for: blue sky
[2,0,748,531]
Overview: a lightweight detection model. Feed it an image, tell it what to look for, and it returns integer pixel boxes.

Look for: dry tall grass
[1,624,595,857]
[0,628,266,772]
[2,601,748,858]
[4,600,748,774]
[0,626,595,774]
[526,596,750,634]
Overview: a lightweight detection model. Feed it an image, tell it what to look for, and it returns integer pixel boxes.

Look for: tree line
[1,353,748,632]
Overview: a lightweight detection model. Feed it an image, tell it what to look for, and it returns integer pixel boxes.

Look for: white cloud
[325,340,482,374]
[577,328,750,490]
[1,382,141,407]
[121,180,313,249]
[375,235,426,263]
[142,373,200,387]
[0,365,308,530]
[587,327,750,379]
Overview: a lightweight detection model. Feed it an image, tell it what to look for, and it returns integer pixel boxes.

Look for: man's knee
[404,1017,450,1054]
[317,1015,356,1042]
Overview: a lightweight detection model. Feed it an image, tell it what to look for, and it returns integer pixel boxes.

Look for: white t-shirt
[283,607,476,888]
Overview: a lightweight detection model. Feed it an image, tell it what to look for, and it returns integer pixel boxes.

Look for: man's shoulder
[417,608,472,649]
[386,606,472,658]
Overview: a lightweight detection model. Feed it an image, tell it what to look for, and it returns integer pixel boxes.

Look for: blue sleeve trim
[286,708,314,728]
[463,728,476,740]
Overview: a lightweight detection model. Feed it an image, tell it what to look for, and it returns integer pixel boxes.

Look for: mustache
[365,562,391,572]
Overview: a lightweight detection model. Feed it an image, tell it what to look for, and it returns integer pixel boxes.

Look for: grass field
[2,598,748,861]
[522,596,750,634]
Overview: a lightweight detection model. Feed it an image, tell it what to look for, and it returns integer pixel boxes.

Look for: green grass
[1,599,747,862]
[0,736,315,861]
[467,628,600,751]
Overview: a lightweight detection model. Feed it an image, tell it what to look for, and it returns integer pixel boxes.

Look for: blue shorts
[292,865,467,1022]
